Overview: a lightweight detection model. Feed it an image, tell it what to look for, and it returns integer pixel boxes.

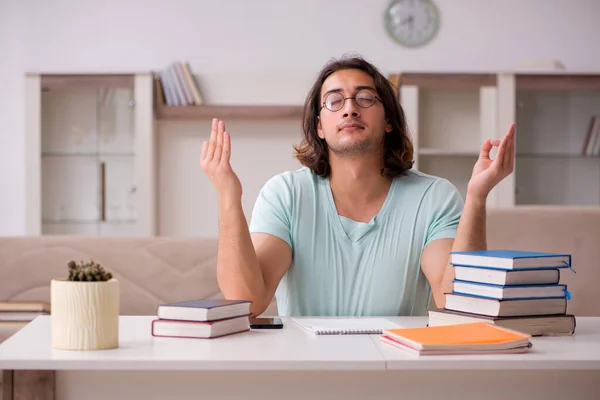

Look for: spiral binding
[315,328,381,335]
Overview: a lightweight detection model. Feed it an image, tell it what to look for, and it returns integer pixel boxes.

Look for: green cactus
[67,260,113,282]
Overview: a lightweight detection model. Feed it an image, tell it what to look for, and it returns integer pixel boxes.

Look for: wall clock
[384,0,440,48]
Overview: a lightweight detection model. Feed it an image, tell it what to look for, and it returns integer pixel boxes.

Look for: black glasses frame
[320,89,383,112]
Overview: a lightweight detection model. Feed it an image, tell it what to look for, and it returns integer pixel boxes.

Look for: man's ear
[317,116,325,139]
[385,121,392,133]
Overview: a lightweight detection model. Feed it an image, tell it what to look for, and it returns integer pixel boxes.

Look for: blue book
[450,250,571,270]
[452,279,569,300]
[453,265,560,286]
[157,299,251,322]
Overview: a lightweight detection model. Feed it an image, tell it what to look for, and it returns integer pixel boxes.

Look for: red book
[151,315,250,339]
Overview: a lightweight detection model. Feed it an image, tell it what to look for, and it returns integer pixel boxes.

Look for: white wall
[0,0,25,235]
[1,0,600,236]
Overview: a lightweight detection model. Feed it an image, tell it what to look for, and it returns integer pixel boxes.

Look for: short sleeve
[423,178,464,246]
[249,174,293,250]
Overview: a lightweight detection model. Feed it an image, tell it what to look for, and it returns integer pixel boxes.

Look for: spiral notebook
[292,318,401,335]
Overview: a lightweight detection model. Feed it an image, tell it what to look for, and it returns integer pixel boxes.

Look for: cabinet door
[39,77,142,236]
[510,75,600,206]
[41,86,102,235]
[27,73,155,236]
[97,87,138,236]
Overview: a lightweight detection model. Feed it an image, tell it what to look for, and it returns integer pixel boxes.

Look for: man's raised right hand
[200,118,243,204]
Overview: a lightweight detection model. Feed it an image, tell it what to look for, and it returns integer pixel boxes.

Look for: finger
[507,124,516,171]
[500,123,515,168]
[200,141,208,163]
[206,118,218,161]
[221,131,231,164]
[495,140,507,169]
[479,139,493,160]
[494,125,513,169]
[214,120,225,163]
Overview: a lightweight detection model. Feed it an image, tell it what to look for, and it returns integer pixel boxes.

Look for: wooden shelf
[155,103,304,120]
[517,153,600,159]
[516,74,600,90]
[390,73,497,89]
[38,74,134,90]
[391,72,600,91]
[153,78,303,120]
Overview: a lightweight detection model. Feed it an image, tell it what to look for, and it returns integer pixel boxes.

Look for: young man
[200,55,515,317]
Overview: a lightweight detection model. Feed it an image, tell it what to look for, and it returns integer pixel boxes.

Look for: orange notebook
[381,322,532,356]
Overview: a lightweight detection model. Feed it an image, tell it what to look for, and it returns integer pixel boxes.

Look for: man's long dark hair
[294,54,414,179]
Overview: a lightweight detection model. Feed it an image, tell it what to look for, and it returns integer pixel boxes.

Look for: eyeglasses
[320,89,382,112]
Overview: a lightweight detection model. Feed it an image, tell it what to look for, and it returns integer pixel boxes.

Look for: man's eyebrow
[322,85,377,97]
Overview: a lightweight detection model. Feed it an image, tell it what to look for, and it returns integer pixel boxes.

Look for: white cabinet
[398,74,499,206]
[397,72,600,208]
[498,73,600,207]
[25,74,156,236]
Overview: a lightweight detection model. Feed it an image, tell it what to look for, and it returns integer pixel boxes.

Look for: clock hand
[400,15,414,25]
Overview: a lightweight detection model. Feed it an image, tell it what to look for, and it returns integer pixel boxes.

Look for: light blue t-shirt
[249,167,463,317]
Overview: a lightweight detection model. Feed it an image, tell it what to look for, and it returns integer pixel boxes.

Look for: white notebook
[292,318,401,335]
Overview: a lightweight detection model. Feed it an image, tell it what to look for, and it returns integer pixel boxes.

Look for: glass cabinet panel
[40,80,137,236]
[515,87,600,206]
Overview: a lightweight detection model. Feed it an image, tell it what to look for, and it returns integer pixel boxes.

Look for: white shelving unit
[509,74,600,206]
[25,74,156,236]
[23,70,600,237]
[397,72,600,208]
[399,74,499,206]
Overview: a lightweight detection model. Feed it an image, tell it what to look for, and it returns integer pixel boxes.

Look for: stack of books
[151,299,251,339]
[157,61,204,106]
[381,321,532,356]
[0,301,51,341]
[428,250,576,336]
[0,301,50,322]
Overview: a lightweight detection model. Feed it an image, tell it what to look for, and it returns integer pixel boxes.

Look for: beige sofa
[0,206,599,344]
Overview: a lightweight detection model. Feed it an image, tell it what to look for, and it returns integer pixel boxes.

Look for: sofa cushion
[0,236,277,317]
[487,206,600,316]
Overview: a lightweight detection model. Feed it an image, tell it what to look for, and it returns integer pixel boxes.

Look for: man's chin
[329,141,373,156]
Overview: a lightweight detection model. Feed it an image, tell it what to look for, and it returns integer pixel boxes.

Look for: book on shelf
[428,308,576,337]
[157,61,204,107]
[380,322,532,356]
[582,115,600,156]
[156,299,251,322]
[449,249,572,270]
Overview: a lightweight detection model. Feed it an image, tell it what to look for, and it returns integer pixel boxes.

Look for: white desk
[1,316,599,400]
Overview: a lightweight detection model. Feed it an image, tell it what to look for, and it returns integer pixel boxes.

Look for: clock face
[384,0,440,47]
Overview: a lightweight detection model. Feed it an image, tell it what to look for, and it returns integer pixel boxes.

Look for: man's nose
[342,97,361,118]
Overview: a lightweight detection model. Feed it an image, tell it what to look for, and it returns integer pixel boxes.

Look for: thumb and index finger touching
[479,123,516,164]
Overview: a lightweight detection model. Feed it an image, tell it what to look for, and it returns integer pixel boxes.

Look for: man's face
[317,69,391,156]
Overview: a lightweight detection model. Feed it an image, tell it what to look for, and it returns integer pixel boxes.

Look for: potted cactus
[51,259,119,350]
